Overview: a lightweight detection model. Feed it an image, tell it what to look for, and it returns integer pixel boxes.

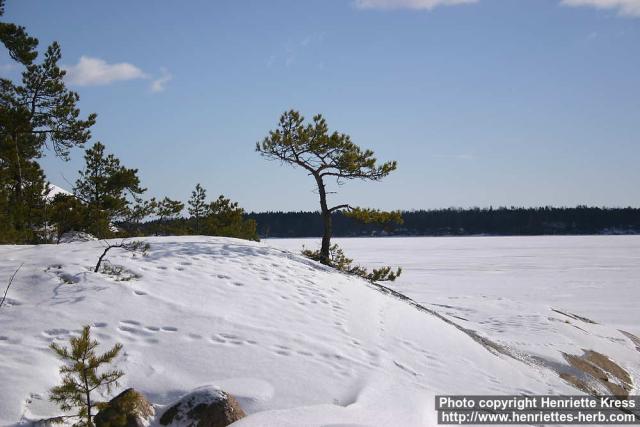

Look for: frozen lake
[267,235,640,335]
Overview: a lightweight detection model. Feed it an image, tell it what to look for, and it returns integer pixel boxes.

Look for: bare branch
[329,204,352,213]
[0,263,24,310]
[94,240,148,273]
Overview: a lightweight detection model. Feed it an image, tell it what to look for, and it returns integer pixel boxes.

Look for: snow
[1,236,638,426]
[44,184,72,201]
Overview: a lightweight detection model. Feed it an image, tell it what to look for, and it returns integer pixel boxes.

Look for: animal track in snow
[121,320,141,326]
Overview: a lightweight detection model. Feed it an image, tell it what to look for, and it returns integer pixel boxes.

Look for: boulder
[94,388,154,427]
[159,386,245,427]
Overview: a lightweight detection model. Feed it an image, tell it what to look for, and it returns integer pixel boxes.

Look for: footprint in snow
[121,320,141,326]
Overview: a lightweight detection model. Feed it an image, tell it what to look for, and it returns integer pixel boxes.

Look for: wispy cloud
[560,0,640,17]
[268,33,325,69]
[64,56,147,86]
[354,0,478,10]
[150,67,172,93]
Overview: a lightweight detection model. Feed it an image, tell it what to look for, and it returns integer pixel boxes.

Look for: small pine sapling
[49,326,124,427]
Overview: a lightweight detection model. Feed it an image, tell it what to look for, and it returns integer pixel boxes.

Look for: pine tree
[49,194,87,243]
[0,0,95,242]
[204,195,258,240]
[187,183,208,234]
[124,197,157,236]
[74,142,145,238]
[257,110,399,264]
[155,197,184,235]
[49,325,124,427]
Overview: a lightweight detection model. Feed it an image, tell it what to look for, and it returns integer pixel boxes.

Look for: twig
[94,240,148,273]
[0,263,24,310]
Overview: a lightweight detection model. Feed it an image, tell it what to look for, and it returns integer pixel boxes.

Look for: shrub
[302,243,401,282]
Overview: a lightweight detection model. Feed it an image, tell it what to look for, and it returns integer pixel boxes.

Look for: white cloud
[64,56,147,86]
[560,0,640,17]
[151,67,172,93]
[354,0,478,10]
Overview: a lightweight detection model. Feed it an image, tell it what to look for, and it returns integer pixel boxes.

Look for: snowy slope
[0,237,634,426]
[44,184,72,201]
[270,236,640,401]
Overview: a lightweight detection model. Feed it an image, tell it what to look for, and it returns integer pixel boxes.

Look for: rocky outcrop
[94,388,154,427]
[159,386,245,427]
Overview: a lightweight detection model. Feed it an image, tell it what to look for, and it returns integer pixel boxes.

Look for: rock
[94,388,154,427]
[159,386,246,427]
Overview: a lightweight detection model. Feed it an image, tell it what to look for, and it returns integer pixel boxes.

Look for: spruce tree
[187,183,208,234]
[49,325,124,427]
[257,110,399,264]
[74,142,145,237]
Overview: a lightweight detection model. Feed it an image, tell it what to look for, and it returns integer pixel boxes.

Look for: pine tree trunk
[12,133,24,231]
[83,367,93,427]
[314,173,332,265]
[13,133,23,197]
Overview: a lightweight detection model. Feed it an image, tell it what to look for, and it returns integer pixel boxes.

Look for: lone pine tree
[188,183,208,234]
[49,325,124,427]
[257,110,399,264]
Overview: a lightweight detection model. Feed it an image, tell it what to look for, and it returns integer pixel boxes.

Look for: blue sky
[3,0,639,211]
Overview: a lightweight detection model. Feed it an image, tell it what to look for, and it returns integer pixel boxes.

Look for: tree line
[247,206,640,238]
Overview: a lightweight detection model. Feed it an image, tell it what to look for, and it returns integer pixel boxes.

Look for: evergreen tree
[257,110,399,264]
[187,183,208,234]
[204,194,258,240]
[49,193,87,243]
[155,197,184,235]
[0,0,95,242]
[49,325,124,427]
[124,197,157,236]
[74,142,145,238]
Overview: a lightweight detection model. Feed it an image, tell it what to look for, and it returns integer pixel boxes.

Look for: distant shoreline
[264,232,640,239]
[249,207,640,239]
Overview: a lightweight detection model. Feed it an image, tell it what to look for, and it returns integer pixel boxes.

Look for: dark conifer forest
[246,207,640,238]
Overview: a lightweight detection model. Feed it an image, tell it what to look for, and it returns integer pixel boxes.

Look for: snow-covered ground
[268,235,640,333]
[1,236,638,426]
